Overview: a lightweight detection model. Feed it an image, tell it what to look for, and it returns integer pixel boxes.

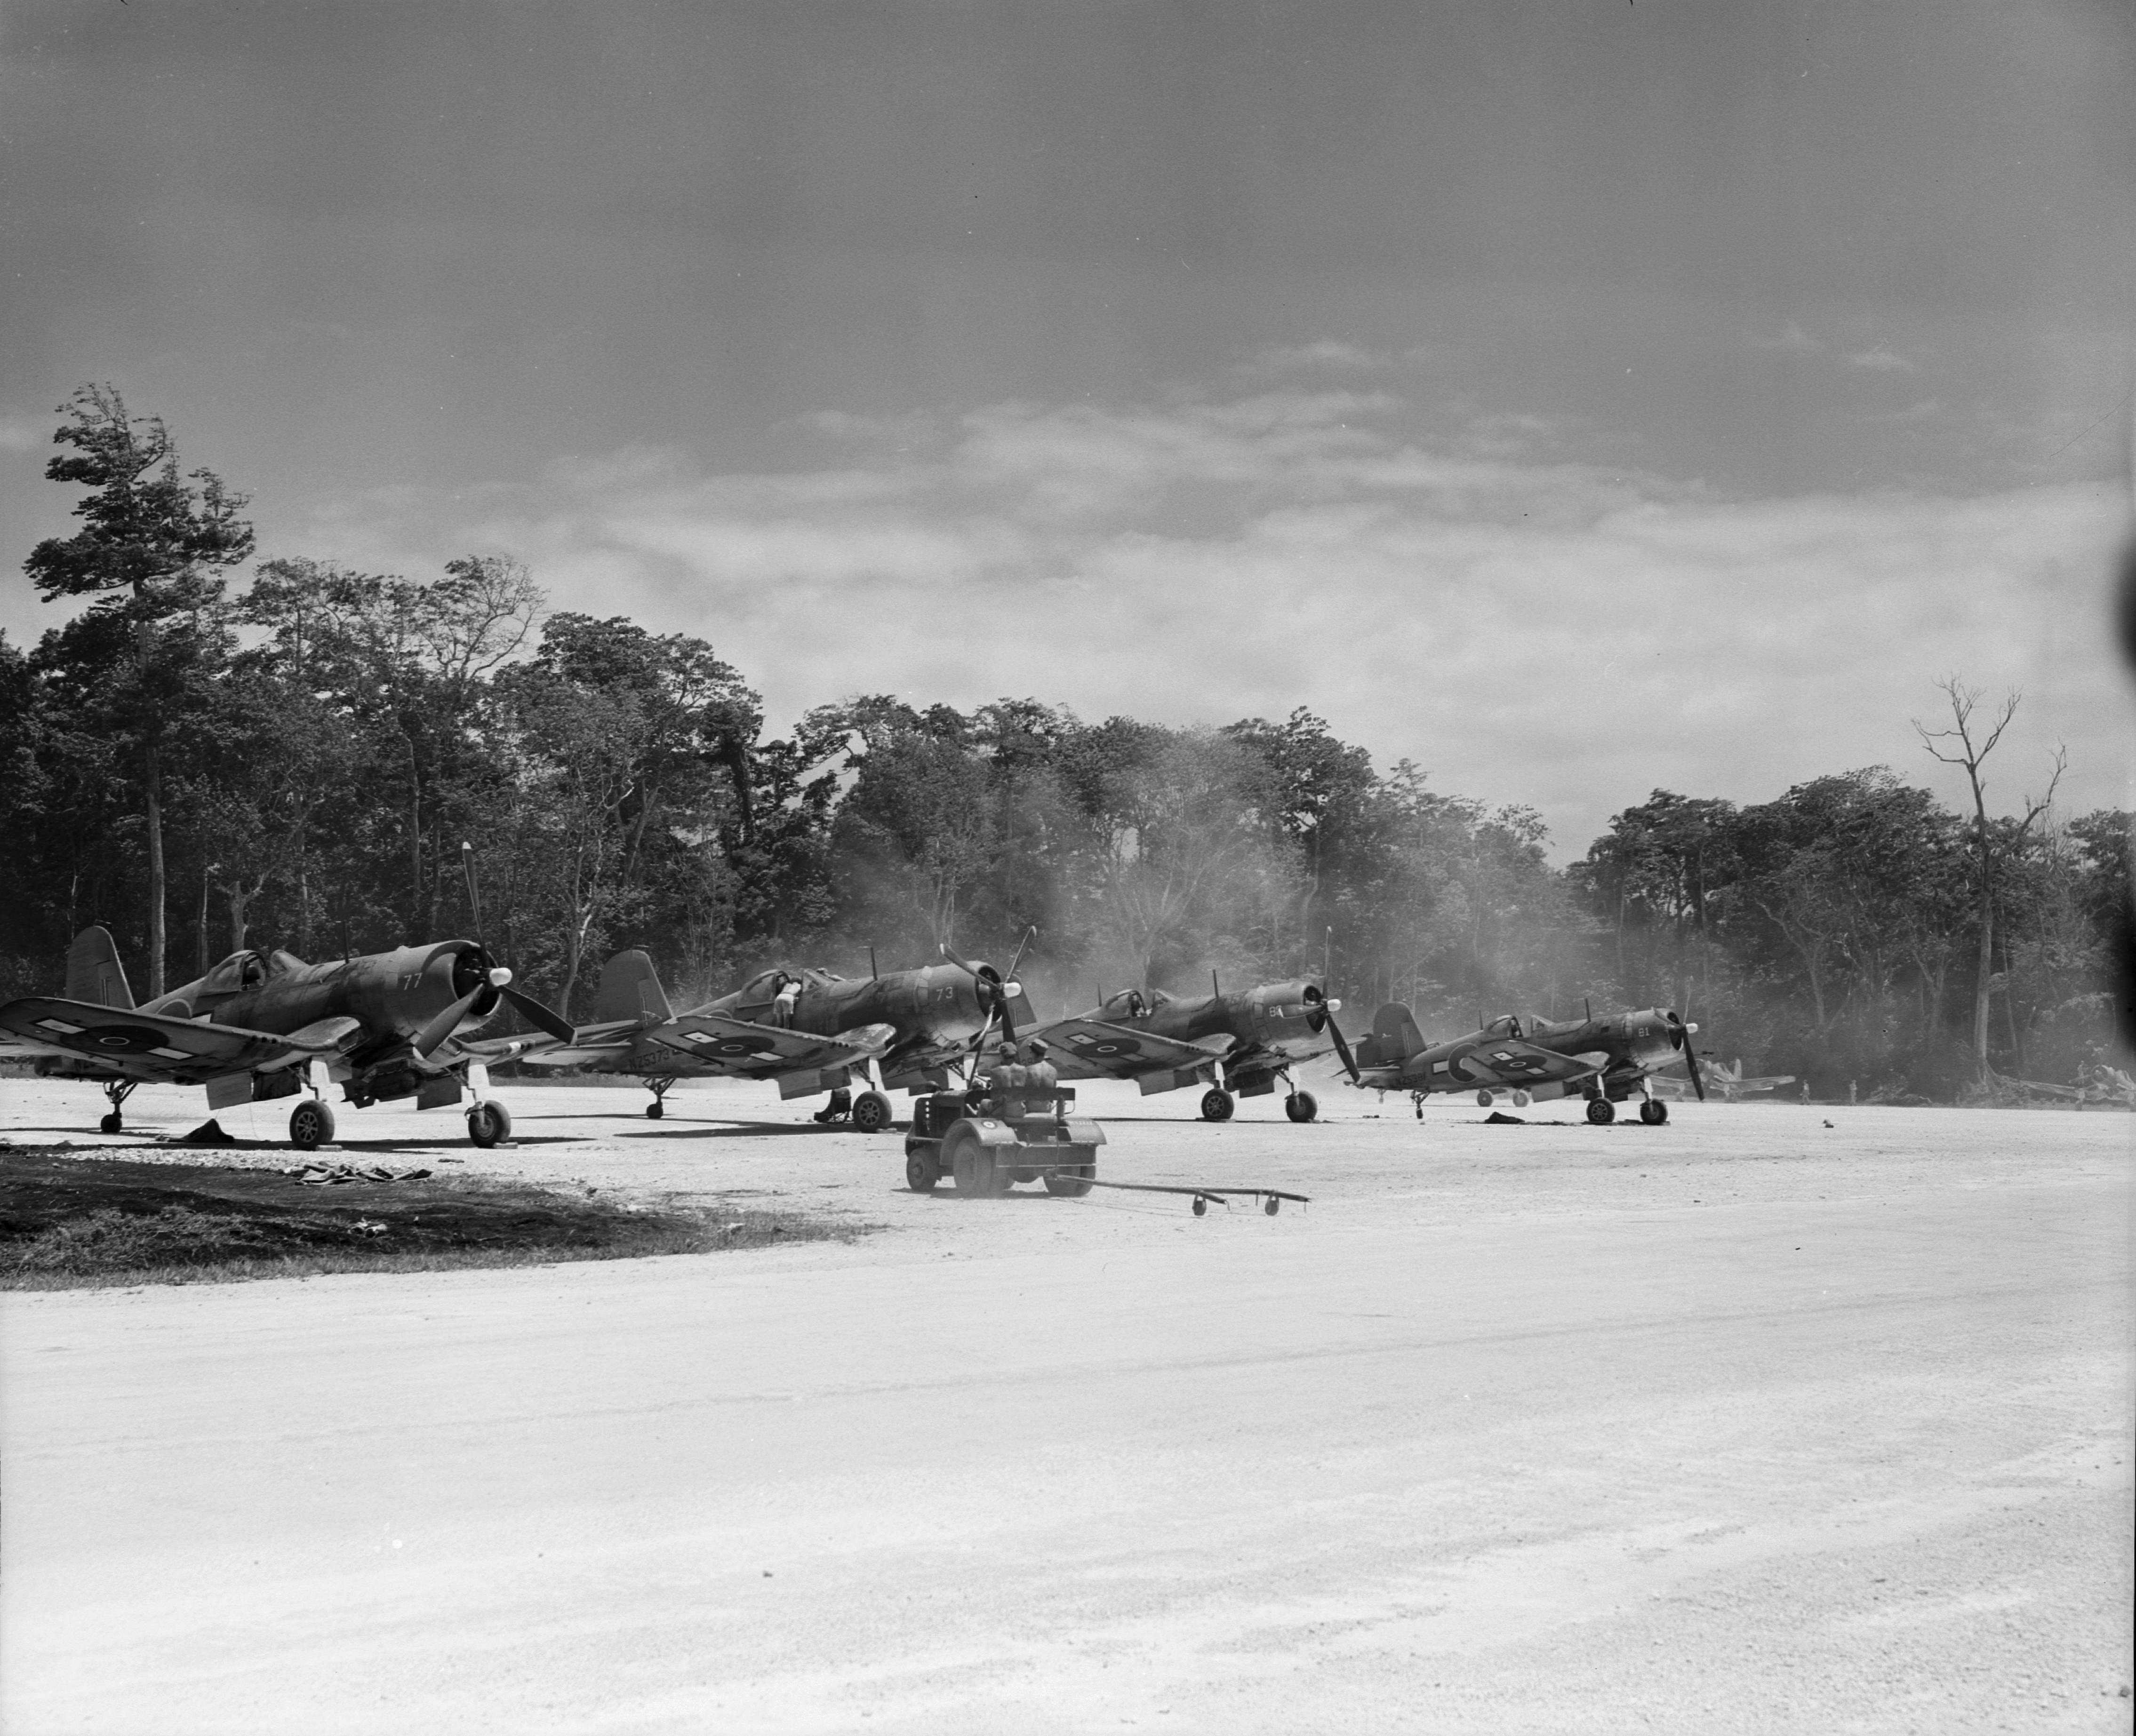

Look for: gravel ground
[1,1070,2128,1734]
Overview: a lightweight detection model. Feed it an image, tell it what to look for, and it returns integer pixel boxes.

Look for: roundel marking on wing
[72,1025,176,1056]
[1069,1033,1144,1060]
[684,1031,780,1059]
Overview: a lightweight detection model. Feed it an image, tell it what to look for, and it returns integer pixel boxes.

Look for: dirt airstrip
[0,1072,2128,1734]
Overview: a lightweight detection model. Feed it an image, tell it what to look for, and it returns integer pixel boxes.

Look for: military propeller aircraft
[1340,1000,1706,1123]
[1652,1056,1793,1102]
[0,924,575,1149]
[1024,976,1358,1122]
[520,937,1038,1133]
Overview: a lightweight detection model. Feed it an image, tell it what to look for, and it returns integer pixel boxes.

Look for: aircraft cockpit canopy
[197,951,271,998]
[1484,1014,1524,1040]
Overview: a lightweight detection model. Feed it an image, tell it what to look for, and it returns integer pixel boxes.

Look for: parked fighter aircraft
[0,925,573,1148]
[1024,977,1358,1122]
[1342,1001,1705,1123]
[520,940,1037,1132]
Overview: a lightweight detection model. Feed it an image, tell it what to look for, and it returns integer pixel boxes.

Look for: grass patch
[0,1151,855,1290]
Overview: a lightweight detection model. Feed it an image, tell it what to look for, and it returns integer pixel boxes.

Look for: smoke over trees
[5,389,2125,1098]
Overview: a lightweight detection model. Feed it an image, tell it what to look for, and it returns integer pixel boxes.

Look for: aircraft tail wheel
[1586,1097,1616,1125]
[851,1090,893,1134]
[1192,1194,1208,1217]
[99,1111,122,1134]
[1199,1088,1235,1122]
[646,1100,664,1120]
[288,1099,335,1149]
[905,1148,941,1193]
[1512,1090,1532,1108]
[1640,1099,1667,1125]
[1264,1195,1280,1216]
[467,1101,511,1147]
[1476,1089,1495,1109]
[1285,1091,1318,1123]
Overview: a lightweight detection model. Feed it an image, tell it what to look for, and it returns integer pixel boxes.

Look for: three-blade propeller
[1667,1005,1707,1101]
[944,928,1036,1059]
[1305,983,1362,1082]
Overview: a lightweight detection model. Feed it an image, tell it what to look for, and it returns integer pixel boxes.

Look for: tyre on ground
[1200,1087,1235,1122]
[468,1100,511,1147]
[852,1090,894,1134]
[1042,1160,1095,1198]
[289,1098,336,1149]
[1286,1091,1318,1123]
[905,1145,941,1192]
[1586,1097,1616,1125]
[949,1132,998,1197]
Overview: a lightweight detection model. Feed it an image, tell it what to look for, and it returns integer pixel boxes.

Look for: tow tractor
[903,1085,1105,1197]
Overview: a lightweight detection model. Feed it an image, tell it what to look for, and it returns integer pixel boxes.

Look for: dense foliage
[4,389,2125,1098]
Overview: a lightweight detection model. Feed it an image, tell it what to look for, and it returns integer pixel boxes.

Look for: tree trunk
[144,740,166,997]
[196,865,212,976]
[1971,855,1993,1074]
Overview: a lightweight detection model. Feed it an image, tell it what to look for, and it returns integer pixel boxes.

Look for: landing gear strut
[463,1061,511,1148]
[98,1080,137,1134]
[645,1079,672,1120]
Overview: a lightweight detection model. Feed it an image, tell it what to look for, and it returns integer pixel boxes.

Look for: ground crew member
[984,1039,1024,1115]
[770,977,801,1028]
[1022,1039,1058,1116]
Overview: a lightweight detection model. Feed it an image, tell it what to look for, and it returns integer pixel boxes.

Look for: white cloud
[281,382,2135,853]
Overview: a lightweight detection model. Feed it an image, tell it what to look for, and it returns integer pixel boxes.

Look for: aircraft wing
[1456,1039,1600,1089]
[1033,1018,1224,1083]
[0,997,353,1083]
[641,1012,882,1077]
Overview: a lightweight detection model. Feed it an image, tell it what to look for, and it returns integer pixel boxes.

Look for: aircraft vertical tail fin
[65,927,136,1009]
[595,950,672,1025]
[1372,1001,1426,1059]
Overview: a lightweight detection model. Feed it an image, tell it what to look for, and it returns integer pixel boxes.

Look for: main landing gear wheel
[1476,1089,1495,1109]
[852,1090,894,1134]
[1640,1099,1668,1125]
[645,1100,664,1120]
[99,1111,123,1134]
[1512,1090,1532,1108]
[905,1147,941,1193]
[1042,1164,1095,1198]
[1586,1097,1616,1125]
[1285,1091,1318,1123]
[1200,1088,1235,1122]
[288,1099,336,1149]
[467,1101,512,1147]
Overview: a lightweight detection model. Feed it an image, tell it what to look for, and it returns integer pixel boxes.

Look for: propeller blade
[1005,926,1037,981]
[413,987,485,1059]
[939,941,981,978]
[461,842,483,940]
[1669,1007,1707,1102]
[502,985,576,1046]
[1327,1015,1362,1084]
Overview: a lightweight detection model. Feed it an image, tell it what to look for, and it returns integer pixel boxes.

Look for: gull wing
[1456,1039,1600,1088]
[1032,1017,1224,1083]
[0,997,350,1083]
[642,1011,881,1078]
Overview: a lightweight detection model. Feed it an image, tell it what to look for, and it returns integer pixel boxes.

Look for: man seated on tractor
[1021,1038,1059,1117]
[979,1040,1025,1116]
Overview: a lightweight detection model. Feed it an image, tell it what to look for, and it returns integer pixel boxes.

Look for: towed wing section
[1452,1038,1600,1090]
[1037,1018,1223,1085]
[643,1011,881,1079]
[0,998,359,1083]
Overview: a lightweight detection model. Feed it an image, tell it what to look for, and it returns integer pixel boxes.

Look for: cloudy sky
[3,1,2129,852]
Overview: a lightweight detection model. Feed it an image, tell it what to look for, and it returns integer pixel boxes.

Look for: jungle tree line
[2,386,2126,1098]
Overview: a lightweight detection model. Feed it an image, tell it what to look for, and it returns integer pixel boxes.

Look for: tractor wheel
[1286,1091,1318,1123]
[468,1101,512,1147]
[1640,1099,1668,1125]
[950,1134,997,1197]
[1585,1097,1616,1125]
[852,1090,893,1134]
[1199,1088,1235,1122]
[646,1100,664,1120]
[905,1147,941,1193]
[288,1099,336,1149]
[1043,1162,1095,1198]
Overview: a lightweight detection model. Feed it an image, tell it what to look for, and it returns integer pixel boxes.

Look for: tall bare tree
[1915,678,2064,1077]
